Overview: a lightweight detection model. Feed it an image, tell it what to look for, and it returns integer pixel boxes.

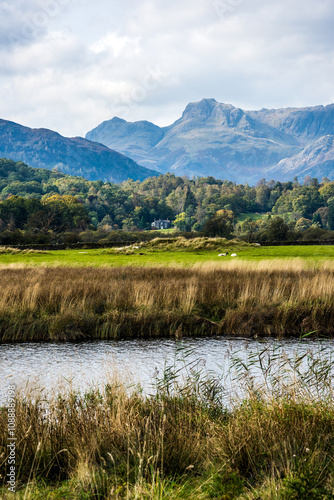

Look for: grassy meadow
[1,238,334,268]
[1,345,334,499]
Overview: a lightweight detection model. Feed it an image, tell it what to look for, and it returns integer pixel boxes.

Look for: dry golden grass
[144,236,258,251]
[0,246,49,254]
[0,264,334,341]
[0,381,213,492]
[193,257,316,271]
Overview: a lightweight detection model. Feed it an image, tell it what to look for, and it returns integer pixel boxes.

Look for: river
[1,337,333,400]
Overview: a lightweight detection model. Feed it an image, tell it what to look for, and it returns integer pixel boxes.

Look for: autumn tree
[203,210,235,238]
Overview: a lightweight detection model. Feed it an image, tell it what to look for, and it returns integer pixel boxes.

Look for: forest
[1,157,334,245]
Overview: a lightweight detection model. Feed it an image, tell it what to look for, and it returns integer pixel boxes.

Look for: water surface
[1,337,333,400]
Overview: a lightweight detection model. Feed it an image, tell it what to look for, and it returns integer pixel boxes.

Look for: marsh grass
[1,343,333,499]
[1,264,334,342]
[100,237,251,253]
[142,237,253,252]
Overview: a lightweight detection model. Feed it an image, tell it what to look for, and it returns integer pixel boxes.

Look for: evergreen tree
[183,187,197,214]
[312,211,322,228]
[327,197,334,230]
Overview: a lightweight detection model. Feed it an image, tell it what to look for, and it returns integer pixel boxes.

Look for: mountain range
[0,119,158,183]
[86,98,334,183]
[0,99,333,185]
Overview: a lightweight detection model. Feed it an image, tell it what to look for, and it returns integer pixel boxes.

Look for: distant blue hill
[0,119,159,183]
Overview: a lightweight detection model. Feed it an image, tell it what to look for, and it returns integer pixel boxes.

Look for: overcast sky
[1,0,334,137]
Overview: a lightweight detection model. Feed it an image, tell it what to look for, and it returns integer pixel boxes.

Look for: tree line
[1,157,334,244]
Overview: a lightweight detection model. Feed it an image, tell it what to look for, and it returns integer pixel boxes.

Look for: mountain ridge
[0,118,159,183]
[267,135,334,180]
[86,99,334,183]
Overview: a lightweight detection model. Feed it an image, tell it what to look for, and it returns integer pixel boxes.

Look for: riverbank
[1,346,333,499]
[1,263,334,343]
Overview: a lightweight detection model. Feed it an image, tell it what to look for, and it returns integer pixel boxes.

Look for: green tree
[43,195,90,231]
[203,210,235,238]
[183,186,197,215]
[266,217,289,241]
[327,197,334,230]
[240,217,259,242]
[255,185,270,211]
[312,211,322,228]
[319,182,334,202]
[295,218,312,232]
[0,196,42,229]
[174,212,193,232]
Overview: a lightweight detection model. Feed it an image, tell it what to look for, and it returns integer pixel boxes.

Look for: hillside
[249,104,334,145]
[267,135,334,181]
[86,99,334,183]
[0,119,158,183]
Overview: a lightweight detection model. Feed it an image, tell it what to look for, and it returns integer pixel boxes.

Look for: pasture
[0,239,334,268]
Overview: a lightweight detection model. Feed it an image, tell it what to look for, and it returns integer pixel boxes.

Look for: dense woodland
[1,157,334,244]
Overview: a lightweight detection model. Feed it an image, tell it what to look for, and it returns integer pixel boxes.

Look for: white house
[151,219,171,230]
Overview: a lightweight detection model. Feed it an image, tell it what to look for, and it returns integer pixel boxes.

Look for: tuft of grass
[0,247,49,255]
[142,236,257,252]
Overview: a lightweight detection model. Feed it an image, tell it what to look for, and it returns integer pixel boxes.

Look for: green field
[237,211,269,222]
[1,242,334,267]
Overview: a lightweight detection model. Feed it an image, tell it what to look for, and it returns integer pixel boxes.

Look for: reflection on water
[0,337,333,397]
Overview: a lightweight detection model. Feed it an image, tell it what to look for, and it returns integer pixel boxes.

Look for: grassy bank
[1,346,333,499]
[1,263,334,342]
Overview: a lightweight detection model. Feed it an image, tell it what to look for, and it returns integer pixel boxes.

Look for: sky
[0,0,334,137]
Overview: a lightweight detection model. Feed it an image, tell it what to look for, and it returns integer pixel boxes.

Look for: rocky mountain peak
[85,99,334,183]
[182,98,220,119]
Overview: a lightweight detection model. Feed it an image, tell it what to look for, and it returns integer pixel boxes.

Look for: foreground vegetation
[2,247,334,342]
[1,345,334,498]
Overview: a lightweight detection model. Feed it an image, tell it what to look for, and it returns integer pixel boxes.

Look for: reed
[1,264,334,342]
[1,344,333,498]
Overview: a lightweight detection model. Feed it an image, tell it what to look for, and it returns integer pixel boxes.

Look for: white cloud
[0,0,333,136]
[90,33,141,58]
